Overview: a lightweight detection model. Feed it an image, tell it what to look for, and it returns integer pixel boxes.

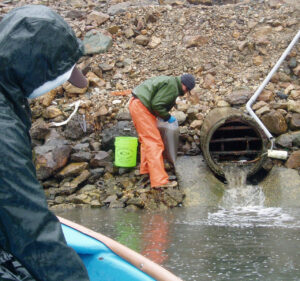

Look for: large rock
[173,110,187,125]
[116,108,131,121]
[261,110,288,135]
[290,113,300,130]
[43,106,62,119]
[135,35,149,46]
[148,36,161,49]
[253,55,264,66]
[83,30,112,55]
[257,90,274,102]
[290,90,300,100]
[124,28,134,39]
[86,72,106,88]
[293,65,300,76]
[70,151,93,162]
[30,118,50,140]
[276,131,300,148]
[202,73,215,89]
[162,189,185,207]
[286,150,300,169]
[56,162,89,178]
[87,11,109,26]
[287,100,300,113]
[69,170,91,189]
[190,119,203,129]
[225,87,252,105]
[38,89,57,107]
[90,151,113,168]
[252,25,273,43]
[72,143,90,153]
[63,82,88,95]
[63,114,93,140]
[183,35,209,48]
[34,138,71,180]
[107,2,131,15]
[256,105,271,116]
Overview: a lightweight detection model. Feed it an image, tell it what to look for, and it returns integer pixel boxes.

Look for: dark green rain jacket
[133,76,184,121]
[0,5,89,281]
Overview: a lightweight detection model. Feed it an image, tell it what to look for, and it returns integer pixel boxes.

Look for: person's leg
[140,142,149,174]
[129,98,169,187]
[129,98,149,175]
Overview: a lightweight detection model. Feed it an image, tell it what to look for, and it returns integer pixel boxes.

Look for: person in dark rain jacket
[0,5,90,281]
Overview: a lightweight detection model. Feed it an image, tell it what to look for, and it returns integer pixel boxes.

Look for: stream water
[55,169,300,281]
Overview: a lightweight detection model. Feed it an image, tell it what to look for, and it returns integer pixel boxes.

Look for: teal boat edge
[59,217,182,281]
[62,224,155,281]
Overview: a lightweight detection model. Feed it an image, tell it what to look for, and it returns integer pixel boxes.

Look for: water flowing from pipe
[207,165,294,228]
[220,165,265,208]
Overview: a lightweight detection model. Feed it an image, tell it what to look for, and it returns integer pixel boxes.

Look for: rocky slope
[1,0,299,210]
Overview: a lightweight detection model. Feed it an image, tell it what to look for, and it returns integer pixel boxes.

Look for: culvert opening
[200,108,268,180]
[209,119,263,163]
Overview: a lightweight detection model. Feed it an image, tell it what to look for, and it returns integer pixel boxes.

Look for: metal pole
[246,30,300,144]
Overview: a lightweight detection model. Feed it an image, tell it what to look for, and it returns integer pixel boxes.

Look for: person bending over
[129,74,195,189]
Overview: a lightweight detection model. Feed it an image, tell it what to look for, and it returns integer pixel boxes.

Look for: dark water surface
[55,193,300,281]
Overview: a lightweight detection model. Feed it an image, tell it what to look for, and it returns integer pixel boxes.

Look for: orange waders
[129,97,169,188]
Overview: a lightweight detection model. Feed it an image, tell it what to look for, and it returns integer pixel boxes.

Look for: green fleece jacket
[133,76,184,121]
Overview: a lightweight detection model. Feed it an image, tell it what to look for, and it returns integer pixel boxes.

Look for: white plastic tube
[246,30,300,142]
[267,150,288,160]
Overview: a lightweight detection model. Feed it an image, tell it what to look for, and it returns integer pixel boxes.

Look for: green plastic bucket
[114,136,138,167]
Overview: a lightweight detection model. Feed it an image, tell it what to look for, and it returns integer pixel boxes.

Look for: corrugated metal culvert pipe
[200,107,269,179]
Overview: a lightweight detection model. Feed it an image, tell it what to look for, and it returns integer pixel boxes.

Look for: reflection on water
[141,214,170,264]
[114,212,142,252]
[54,167,300,281]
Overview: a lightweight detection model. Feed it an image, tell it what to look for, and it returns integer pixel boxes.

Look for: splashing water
[220,165,265,208]
[207,166,295,228]
[220,184,265,209]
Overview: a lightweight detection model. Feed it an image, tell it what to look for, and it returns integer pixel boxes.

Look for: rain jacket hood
[0,5,84,127]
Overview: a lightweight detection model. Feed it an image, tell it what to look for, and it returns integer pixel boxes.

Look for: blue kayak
[59,217,182,281]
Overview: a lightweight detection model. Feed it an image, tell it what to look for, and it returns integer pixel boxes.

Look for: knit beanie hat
[181,74,196,91]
